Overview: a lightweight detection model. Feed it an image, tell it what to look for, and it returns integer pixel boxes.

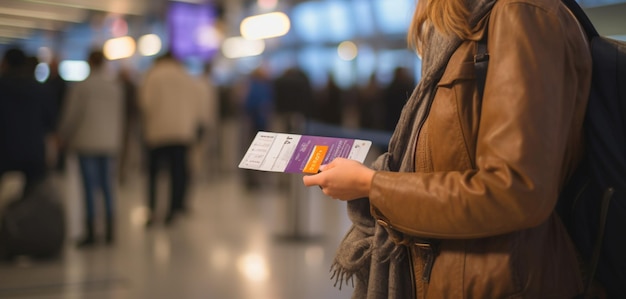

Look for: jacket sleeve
[369,2,584,239]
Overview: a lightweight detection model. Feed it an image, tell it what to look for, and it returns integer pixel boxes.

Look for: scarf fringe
[330,261,355,290]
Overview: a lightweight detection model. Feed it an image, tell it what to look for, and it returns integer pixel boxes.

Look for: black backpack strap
[583,188,614,298]
[474,19,489,100]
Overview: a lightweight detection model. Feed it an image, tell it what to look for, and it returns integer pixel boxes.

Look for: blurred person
[302,0,592,297]
[57,50,124,247]
[25,56,40,80]
[313,74,344,126]
[242,66,275,190]
[0,47,55,196]
[139,51,205,226]
[45,56,69,173]
[273,67,313,133]
[271,67,315,189]
[46,57,68,112]
[198,63,219,134]
[357,73,384,130]
[242,66,274,190]
[244,66,274,134]
[117,67,141,185]
[191,62,220,180]
[383,67,415,132]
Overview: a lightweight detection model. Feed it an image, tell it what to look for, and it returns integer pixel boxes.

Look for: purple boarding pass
[239,131,372,173]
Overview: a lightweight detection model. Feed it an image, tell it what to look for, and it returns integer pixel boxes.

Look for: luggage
[0,180,66,260]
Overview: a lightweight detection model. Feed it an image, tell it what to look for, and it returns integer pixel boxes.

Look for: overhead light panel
[0,27,31,39]
[138,34,162,57]
[0,7,84,23]
[240,12,291,40]
[19,0,146,16]
[222,36,265,59]
[103,36,136,60]
[0,17,58,31]
[170,0,205,3]
[59,60,90,81]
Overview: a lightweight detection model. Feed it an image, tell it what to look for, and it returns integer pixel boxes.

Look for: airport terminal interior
[0,119,375,299]
[0,0,625,298]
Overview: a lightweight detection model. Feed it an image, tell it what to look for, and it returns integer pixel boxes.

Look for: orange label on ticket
[303,145,329,174]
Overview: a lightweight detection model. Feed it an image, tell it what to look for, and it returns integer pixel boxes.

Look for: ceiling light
[222,36,265,59]
[240,12,291,40]
[0,7,84,23]
[138,34,162,57]
[0,27,31,39]
[59,60,90,82]
[103,36,136,60]
[19,0,146,16]
[1,19,59,31]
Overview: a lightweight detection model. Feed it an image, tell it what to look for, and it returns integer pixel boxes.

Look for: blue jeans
[78,155,115,221]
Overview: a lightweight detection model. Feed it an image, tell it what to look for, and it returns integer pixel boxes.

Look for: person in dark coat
[383,67,415,132]
[314,74,344,126]
[0,47,55,195]
[273,67,313,132]
[45,57,68,173]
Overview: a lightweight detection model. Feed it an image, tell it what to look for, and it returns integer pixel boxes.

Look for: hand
[302,158,375,201]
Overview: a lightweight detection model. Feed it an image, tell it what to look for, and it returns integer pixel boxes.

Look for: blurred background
[2,0,622,89]
[0,0,624,298]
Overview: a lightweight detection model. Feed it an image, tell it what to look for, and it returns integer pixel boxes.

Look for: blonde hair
[407,0,473,53]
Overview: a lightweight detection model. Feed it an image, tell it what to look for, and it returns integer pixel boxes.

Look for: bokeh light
[240,12,290,40]
[59,60,90,82]
[338,40,358,61]
[138,34,162,56]
[222,36,265,59]
[103,36,136,60]
[34,62,50,82]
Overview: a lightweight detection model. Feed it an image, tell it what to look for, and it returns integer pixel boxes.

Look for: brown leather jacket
[369,0,592,297]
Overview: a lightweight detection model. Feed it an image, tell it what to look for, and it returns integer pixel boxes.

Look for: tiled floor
[0,126,367,299]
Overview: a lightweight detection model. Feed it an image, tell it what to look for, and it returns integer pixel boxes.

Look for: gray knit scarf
[330,0,497,297]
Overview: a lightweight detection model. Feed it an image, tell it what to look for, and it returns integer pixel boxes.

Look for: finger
[302,174,320,187]
[321,158,341,171]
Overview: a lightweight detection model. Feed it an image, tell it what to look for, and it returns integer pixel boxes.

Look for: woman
[303,0,592,296]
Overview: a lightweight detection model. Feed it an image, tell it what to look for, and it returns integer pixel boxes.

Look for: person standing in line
[139,51,205,226]
[303,0,593,297]
[313,73,344,126]
[357,73,384,131]
[45,57,69,173]
[0,47,56,196]
[383,67,415,132]
[57,50,124,247]
[117,67,140,185]
[191,62,219,181]
[273,67,313,133]
[242,66,274,190]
